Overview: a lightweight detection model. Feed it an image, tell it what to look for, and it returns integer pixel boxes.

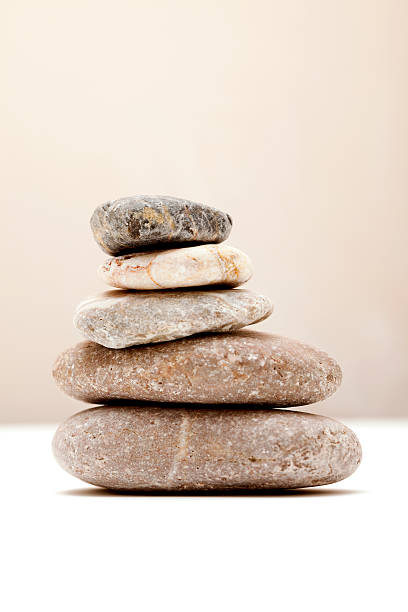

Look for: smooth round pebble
[53,331,342,406]
[52,406,361,490]
[90,195,232,255]
[74,289,273,348]
[98,244,252,290]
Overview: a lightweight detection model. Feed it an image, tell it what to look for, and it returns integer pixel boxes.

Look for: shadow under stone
[59,486,365,498]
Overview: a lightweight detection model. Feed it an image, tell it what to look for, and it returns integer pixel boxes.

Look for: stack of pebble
[52,196,361,491]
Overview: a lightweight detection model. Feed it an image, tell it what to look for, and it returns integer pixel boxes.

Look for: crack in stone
[166,412,191,485]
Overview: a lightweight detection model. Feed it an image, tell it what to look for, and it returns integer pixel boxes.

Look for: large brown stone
[74,289,273,348]
[52,406,361,490]
[53,331,342,405]
[90,195,232,255]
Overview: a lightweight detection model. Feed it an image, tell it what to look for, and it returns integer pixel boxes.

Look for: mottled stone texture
[74,289,273,348]
[53,331,342,405]
[98,244,252,290]
[52,406,361,490]
[90,196,232,255]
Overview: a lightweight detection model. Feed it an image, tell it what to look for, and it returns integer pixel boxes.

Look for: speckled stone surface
[52,406,361,490]
[90,196,232,255]
[74,289,273,348]
[98,244,252,290]
[53,331,342,405]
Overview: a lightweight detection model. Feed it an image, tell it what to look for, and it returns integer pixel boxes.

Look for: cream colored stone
[74,289,273,348]
[52,406,362,490]
[98,244,252,290]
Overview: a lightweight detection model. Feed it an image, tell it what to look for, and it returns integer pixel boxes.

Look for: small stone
[90,195,232,255]
[52,406,361,490]
[53,331,342,405]
[98,244,252,290]
[74,289,273,348]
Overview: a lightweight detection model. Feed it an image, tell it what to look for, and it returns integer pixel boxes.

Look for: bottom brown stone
[52,406,361,490]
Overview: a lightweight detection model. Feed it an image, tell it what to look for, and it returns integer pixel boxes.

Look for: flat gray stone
[52,406,361,490]
[74,289,273,348]
[53,331,342,406]
[90,195,232,255]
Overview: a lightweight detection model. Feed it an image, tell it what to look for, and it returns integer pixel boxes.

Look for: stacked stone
[52,196,361,491]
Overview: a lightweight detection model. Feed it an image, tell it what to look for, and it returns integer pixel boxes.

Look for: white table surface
[1,419,407,612]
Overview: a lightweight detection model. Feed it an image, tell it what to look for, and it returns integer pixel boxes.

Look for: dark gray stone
[90,195,233,255]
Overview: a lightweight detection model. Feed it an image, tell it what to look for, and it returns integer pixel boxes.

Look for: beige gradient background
[2,0,407,422]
